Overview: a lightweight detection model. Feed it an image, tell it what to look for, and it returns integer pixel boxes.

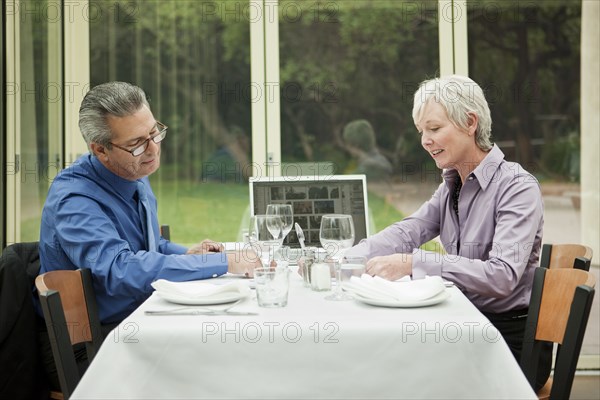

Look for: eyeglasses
[109,121,168,157]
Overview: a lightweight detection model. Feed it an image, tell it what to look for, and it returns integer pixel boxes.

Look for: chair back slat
[35,268,101,399]
[36,270,93,345]
[550,285,595,400]
[547,244,593,269]
[536,268,595,343]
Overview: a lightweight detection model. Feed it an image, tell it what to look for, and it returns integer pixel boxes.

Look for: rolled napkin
[344,275,446,302]
[151,279,250,303]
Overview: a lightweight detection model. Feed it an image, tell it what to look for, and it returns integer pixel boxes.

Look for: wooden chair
[540,243,593,271]
[520,267,596,400]
[35,269,103,400]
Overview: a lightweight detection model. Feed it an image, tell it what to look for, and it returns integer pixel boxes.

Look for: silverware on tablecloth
[144,309,258,316]
[144,298,258,316]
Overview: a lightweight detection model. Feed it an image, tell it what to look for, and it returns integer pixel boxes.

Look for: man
[38,81,259,325]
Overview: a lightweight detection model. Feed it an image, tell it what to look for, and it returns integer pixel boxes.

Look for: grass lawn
[153,181,252,243]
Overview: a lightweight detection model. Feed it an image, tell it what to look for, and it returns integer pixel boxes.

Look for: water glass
[320,214,355,301]
[254,267,290,308]
[339,256,367,290]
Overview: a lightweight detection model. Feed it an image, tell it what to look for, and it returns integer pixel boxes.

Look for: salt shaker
[311,263,331,291]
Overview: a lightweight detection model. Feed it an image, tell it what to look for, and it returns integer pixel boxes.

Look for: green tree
[468,0,581,178]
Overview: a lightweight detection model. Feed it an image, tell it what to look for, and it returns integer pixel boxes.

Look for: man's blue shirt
[39,154,228,323]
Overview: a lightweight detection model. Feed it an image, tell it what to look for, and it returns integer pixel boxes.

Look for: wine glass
[266,204,294,247]
[248,215,280,267]
[264,207,281,241]
[319,214,355,301]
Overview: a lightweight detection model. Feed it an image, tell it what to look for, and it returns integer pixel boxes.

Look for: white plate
[156,290,248,306]
[354,290,451,308]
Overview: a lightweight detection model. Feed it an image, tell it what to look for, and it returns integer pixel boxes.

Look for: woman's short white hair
[412,75,493,151]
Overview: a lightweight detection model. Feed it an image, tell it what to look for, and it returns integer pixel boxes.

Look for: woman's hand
[365,254,412,281]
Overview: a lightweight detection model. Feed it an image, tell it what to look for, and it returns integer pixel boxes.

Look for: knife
[295,222,306,250]
[145,310,259,316]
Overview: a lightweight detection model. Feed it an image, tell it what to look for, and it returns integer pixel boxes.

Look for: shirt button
[212,274,218,278]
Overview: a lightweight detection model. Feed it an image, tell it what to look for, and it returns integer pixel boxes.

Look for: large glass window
[89,0,252,243]
[467,0,583,252]
[279,0,441,233]
[467,1,598,363]
[468,0,581,180]
[19,0,63,242]
[1,1,5,248]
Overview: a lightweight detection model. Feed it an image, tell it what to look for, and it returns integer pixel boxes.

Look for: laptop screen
[249,175,370,248]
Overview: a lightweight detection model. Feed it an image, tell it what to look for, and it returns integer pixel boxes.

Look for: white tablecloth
[72,276,536,399]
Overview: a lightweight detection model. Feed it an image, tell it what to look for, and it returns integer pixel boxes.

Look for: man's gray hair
[79,81,150,150]
[412,75,493,151]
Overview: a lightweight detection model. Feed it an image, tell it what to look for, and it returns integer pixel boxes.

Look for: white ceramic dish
[152,280,251,306]
[354,290,451,308]
[155,290,248,306]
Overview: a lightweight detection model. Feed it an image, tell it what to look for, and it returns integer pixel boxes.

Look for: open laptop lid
[249,174,370,248]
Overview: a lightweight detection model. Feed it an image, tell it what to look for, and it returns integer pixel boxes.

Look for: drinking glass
[339,255,367,296]
[319,214,355,301]
[266,204,294,247]
[248,215,280,267]
[254,267,290,308]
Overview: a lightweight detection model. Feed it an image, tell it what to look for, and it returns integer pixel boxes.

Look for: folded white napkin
[344,275,446,302]
[151,279,250,301]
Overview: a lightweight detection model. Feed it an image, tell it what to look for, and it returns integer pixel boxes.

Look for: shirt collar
[90,155,139,200]
[471,144,504,190]
[442,144,505,191]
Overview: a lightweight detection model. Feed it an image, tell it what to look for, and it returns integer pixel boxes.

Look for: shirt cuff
[411,248,443,279]
[161,241,188,255]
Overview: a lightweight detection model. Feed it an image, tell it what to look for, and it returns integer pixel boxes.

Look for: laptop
[249,174,370,249]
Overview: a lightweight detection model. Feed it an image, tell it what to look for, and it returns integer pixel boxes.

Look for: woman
[346,75,550,390]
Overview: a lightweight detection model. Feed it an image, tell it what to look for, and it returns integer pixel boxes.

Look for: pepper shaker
[301,247,316,288]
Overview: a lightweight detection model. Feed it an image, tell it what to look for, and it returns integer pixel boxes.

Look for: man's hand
[226,250,262,277]
[366,253,412,281]
[186,239,225,255]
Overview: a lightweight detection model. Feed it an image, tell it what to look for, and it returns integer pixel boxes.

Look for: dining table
[71,272,537,399]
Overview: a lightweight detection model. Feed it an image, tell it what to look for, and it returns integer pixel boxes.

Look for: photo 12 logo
[6,1,139,23]
[200,321,340,344]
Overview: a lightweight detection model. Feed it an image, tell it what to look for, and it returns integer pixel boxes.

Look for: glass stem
[335,260,342,295]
